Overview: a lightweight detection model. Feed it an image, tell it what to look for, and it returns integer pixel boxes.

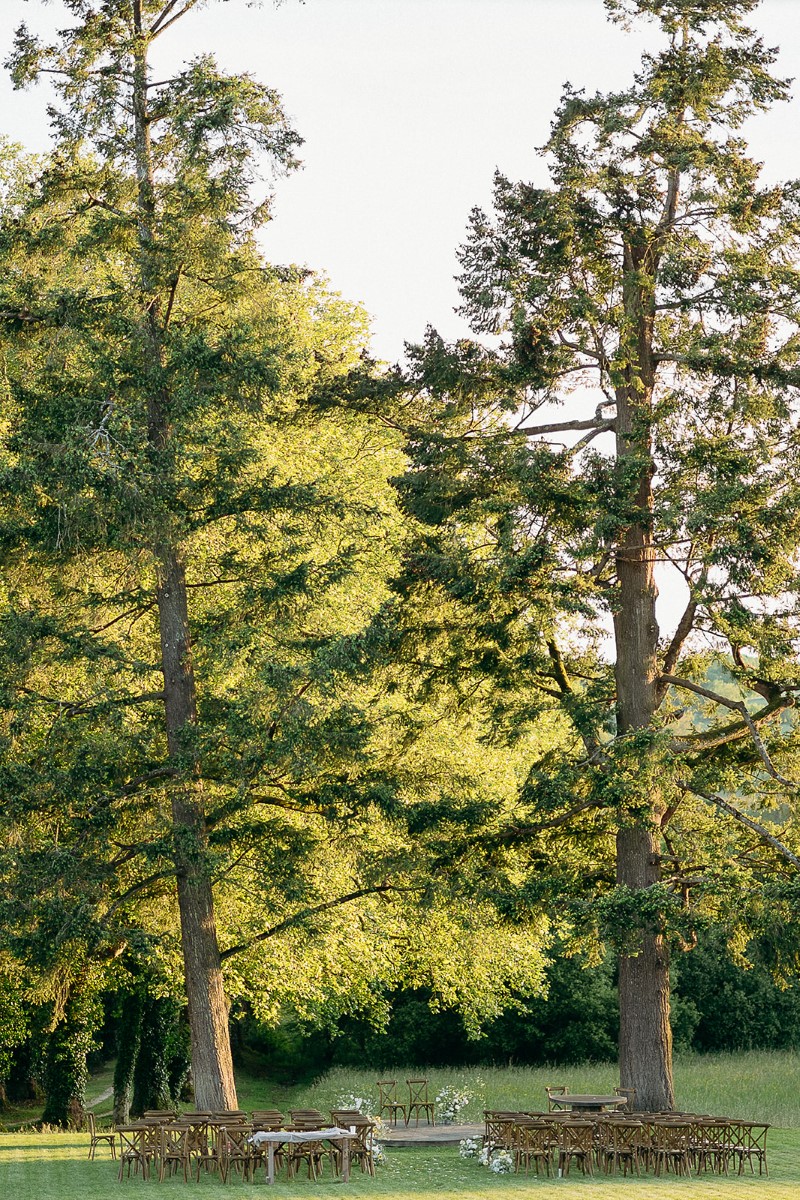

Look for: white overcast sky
[3,0,800,364]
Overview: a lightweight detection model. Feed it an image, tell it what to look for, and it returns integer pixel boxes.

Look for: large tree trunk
[157,550,238,1110]
[612,239,674,1112]
[131,2,237,1111]
[616,828,673,1112]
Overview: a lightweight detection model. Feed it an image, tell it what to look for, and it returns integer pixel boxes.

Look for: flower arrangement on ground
[489,1150,514,1174]
[435,1085,473,1124]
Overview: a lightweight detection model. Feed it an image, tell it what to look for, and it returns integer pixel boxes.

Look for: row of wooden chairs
[484,1110,769,1178]
[106,1106,379,1183]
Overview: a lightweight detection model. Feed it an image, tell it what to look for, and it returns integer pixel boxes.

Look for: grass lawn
[2,1051,798,1198]
[0,1131,795,1199]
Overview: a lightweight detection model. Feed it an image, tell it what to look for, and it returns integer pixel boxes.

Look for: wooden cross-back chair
[330,1110,377,1176]
[733,1121,769,1176]
[406,1078,435,1126]
[545,1086,569,1112]
[651,1121,692,1177]
[86,1111,116,1160]
[158,1124,191,1183]
[117,1125,156,1181]
[283,1128,335,1181]
[483,1111,520,1159]
[376,1080,407,1126]
[514,1119,553,1176]
[218,1123,254,1183]
[558,1121,595,1176]
[598,1119,643,1176]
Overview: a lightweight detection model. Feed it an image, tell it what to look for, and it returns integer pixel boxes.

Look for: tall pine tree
[386,0,800,1109]
[1,0,308,1107]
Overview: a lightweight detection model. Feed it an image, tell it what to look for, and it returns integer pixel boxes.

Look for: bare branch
[90,599,156,634]
[514,414,614,439]
[662,676,797,787]
[19,687,165,717]
[101,870,175,921]
[688,784,800,870]
[660,674,740,712]
[486,798,609,844]
[150,0,203,38]
[657,600,698,696]
[163,267,182,332]
[571,420,615,450]
[656,165,681,237]
[120,766,178,796]
[556,331,602,361]
[267,680,312,741]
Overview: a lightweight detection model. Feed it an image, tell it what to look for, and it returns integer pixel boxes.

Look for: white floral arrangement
[489,1149,514,1174]
[372,1141,388,1166]
[459,1137,480,1158]
[435,1085,473,1125]
[478,1147,490,1166]
[336,1092,376,1116]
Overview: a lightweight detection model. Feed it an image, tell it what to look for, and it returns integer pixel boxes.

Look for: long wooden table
[249,1126,352,1185]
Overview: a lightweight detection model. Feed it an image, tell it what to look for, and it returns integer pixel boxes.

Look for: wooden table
[250,1127,352,1185]
[550,1095,629,1113]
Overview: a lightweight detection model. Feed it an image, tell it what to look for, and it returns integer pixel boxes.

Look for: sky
[2,0,800,632]
[2,0,800,364]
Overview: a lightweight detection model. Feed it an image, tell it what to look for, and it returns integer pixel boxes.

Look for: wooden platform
[382,1122,483,1148]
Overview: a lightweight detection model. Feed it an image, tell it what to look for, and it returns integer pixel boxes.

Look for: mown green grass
[2,1051,798,1197]
[0,1132,795,1199]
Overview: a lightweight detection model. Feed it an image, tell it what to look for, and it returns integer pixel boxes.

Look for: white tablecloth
[249,1126,353,1185]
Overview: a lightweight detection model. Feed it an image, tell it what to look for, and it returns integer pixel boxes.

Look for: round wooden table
[551,1095,629,1113]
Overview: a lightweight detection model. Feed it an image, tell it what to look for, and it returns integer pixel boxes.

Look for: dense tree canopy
[0,2,554,1120]
[357,0,800,1110]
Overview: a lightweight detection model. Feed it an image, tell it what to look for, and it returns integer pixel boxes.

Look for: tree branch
[486,798,609,845]
[514,414,614,439]
[662,676,796,786]
[150,0,203,38]
[19,687,165,717]
[657,599,698,697]
[89,600,156,634]
[163,266,182,331]
[219,884,416,960]
[687,784,800,870]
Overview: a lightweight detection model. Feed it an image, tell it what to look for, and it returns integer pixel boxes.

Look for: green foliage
[130,995,189,1115]
[0,962,28,1105]
[329,0,800,1056]
[0,2,556,1090]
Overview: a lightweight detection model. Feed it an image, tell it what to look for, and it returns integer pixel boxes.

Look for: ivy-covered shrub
[40,992,101,1127]
[130,995,190,1116]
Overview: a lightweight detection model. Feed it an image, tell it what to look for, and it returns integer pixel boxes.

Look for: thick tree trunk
[131,4,237,1111]
[616,828,673,1111]
[612,239,674,1112]
[156,550,238,1110]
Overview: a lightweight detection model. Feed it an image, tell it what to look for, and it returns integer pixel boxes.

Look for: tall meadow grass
[290,1050,800,1128]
